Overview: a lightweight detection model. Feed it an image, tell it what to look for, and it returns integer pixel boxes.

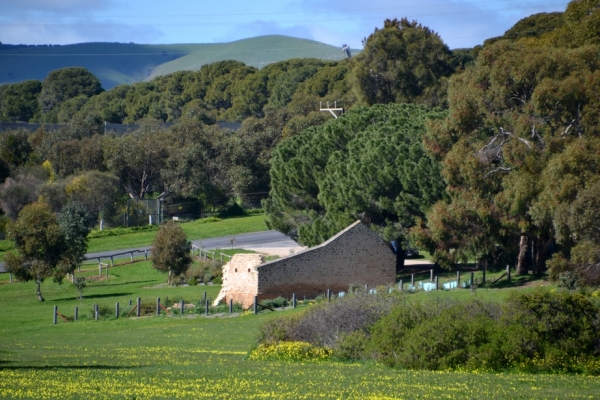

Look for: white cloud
[0,17,163,45]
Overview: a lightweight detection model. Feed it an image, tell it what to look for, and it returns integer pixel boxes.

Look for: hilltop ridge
[0,36,353,89]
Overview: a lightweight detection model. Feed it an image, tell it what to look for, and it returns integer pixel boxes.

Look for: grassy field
[87,214,268,252]
[1,259,599,399]
[0,215,268,261]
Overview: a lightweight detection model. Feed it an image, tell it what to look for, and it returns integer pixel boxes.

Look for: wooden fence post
[180,300,184,316]
[203,291,207,301]
[130,252,134,262]
[205,299,209,316]
[457,271,461,287]
[106,263,109,279]
[430,269,434,282]
[53,306,57,324]
[129,299,132,306]
[229,298,233,313]
[399,279,403,291]
[435,276,439,291]
[156,298,160,316]
[136,297,141,317]
[116,302,119,318]
[110,256,114,267]
[292,294,297,309]
[327,289,331,302]
[95,304,98,321]
[75,306,78,321]
[254,296,258,314]
[411,274,415,286]
[470,272,475,287]
[98,263,102,276]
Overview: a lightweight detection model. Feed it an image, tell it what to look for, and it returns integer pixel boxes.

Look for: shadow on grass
[0,363,140,370]
[488,274,547,289]
[96,280,155,287]
[54,292,134,302]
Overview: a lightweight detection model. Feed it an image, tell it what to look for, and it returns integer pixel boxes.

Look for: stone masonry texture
[214,221,396,308]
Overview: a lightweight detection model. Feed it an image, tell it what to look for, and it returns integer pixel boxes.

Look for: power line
[0,0,568,19]
[0,4,567,28]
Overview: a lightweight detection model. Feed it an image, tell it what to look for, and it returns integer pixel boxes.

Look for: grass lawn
[86,214,268,253]
[0,215,269,261]
[1,260,599,399]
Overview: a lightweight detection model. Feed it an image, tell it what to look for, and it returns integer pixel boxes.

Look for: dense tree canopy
[265,103,446,246]
[38,67,104,120]
[354,18,455,108]
[151,221,192,284]
[5,201,90,301]
[412,12,600,281]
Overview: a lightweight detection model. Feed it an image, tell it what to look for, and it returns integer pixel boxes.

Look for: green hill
[0,36,352,90]
[144,35,349,81]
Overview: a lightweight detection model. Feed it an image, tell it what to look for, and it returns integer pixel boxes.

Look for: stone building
[214,221,396,308]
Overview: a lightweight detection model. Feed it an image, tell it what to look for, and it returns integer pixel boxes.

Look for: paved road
[0,230,297,272]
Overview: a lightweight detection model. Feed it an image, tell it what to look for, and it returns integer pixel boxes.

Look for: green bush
[195,217,221,224]
[0,240,15,252]
[218,203,246,218]
[88,225,159,239]
[89,304,113,319]
[334,331,370,361]
[260,297,289,309]
[256,288,600,375]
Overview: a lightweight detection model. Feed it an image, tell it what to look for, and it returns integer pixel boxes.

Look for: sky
[0,0,571,49]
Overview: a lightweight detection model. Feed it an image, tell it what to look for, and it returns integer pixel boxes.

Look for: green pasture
[1,259,599,399]
[0,215,268,261]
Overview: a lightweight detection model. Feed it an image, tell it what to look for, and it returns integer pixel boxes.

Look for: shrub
[196,216,221,224]
[260,297,289,309]
[248,341,332,361]
[72,276,86,300]
[187,277,198,286]
[370,299,500,369]
[88,225,158,239]
[256,287,600,375]
[258,287,399,348]
[218,203,246,218]
[89,304,113,319]
[334,331,370,361]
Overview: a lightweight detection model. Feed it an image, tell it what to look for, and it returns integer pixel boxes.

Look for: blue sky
[0,0,570,49]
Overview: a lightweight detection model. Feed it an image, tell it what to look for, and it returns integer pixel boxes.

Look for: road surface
[0,230,302,273]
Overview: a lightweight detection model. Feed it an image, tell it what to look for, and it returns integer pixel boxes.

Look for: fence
[50,266,517,324]
[191,245,232,263]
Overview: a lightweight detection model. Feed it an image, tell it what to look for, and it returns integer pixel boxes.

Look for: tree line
[267,1,600,286]
[2,0,599,287]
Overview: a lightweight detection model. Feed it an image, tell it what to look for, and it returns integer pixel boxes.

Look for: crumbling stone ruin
[214,221,396,308]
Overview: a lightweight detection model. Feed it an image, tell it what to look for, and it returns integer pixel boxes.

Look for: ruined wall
[215,221,396,308]
[213,254,263,308]
[257,221,395,300]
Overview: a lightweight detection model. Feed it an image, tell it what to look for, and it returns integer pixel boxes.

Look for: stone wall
[214,221,396,308]
[213,254,263,308]
[256,221,396,300]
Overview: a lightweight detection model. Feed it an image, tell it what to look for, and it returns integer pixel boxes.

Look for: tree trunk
[36,279,45,302]
[532,236,553,275]
[516,235,529,275]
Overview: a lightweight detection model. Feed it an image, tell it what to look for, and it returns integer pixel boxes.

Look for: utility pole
[319,101,344,119]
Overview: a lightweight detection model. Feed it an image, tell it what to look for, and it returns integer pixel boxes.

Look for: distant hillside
[0,36,353,89]
[144,35,350,81]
